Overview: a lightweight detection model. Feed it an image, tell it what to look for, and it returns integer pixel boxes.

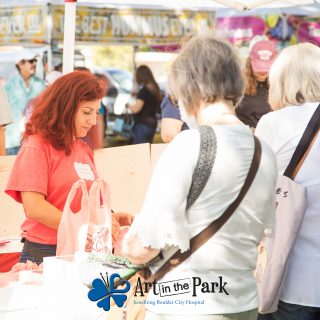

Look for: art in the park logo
[88,273,130,311]
[88,273,229,312]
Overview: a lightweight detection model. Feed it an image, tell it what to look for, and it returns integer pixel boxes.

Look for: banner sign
[216,14,320,48]
[0,6,47,44]
[0,4,318,47]
[299,18,320,46]
[52,6,215,44]
[216,16,265,44]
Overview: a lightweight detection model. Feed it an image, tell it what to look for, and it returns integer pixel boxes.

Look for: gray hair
[168,32,244,113]
[268,42,320,110]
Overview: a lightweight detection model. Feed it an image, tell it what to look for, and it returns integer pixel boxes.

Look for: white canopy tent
[191,0,317,11]
[63,0,319,10]
[58,0,318,72]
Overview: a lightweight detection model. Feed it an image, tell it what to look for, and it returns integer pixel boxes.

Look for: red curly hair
[24,71,108,155]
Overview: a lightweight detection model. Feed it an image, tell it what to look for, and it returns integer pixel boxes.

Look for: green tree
[92,45,134,72]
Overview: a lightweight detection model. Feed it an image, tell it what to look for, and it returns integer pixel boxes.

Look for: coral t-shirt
[5,134,98,245]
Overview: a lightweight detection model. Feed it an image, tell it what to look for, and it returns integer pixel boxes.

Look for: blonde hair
[168,32,244,113]
[268,42,320,110]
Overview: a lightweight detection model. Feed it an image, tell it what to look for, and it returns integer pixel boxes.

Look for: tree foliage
[92,45,134,72]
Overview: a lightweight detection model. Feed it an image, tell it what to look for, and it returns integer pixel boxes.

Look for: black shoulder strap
[284,104,320,178]
[186,125,217,209]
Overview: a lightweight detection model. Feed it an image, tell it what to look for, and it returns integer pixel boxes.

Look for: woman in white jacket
[256,43,320,320]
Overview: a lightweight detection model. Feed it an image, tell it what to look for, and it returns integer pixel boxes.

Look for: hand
[113,212,134,227]
[11,260,42,271]
[125,102,130,110]
[111,212,134,253]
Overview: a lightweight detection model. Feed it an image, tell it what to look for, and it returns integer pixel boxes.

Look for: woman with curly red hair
[5,71,111,263]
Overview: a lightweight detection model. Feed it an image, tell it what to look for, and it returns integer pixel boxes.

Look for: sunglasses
[21,58,37,64]
[28,58,37,64]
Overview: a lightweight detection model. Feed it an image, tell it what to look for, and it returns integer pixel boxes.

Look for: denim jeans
[145,308,258,320]
[258,301,320,320]
[19,239,57,264]
[6,146,20,155]
[133,123,156,144]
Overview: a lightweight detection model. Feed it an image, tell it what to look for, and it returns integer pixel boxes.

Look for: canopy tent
[68,0,319,13]
[209,0,318,10]
[0,1,215,45]
[0,0,216,72]
[59,0,217,72]
[0,0,318,72]
[208,1,320,18]
[0,1,318,42]
[61,0,319,72]
[61,0,319,10]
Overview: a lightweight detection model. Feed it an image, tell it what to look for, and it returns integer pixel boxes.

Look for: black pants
[258,301,320,320]
[19,238,56,264]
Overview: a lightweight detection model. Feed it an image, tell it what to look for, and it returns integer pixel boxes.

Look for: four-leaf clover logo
[88,273,131,311]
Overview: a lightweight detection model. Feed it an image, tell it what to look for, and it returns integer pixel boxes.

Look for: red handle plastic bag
[56,178,112,256]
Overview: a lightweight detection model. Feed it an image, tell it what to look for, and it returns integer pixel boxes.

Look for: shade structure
[57,0,318,73]
[75,0,318,10]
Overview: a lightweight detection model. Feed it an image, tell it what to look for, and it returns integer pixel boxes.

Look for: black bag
[113,108,134,140]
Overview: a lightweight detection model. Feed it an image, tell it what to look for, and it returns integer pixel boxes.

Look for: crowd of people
[1,31,320,320]
[0,37,275,153]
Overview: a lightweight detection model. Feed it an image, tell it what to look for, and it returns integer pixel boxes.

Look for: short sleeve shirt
[5,75,45,148]
[134,86,159,128]
[160,95,188,130]
[235,81,272,128]
[5,135,98,244]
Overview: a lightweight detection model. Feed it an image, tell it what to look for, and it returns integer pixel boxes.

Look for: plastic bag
[57,178,112,256]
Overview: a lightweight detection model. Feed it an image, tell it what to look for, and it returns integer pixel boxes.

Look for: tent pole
[45,3,53,73]
[133,44,138,72]
[63,0,77,74]
[132,44,139,95]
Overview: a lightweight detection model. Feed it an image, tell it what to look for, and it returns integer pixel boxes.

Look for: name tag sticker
[74,162,95,181]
